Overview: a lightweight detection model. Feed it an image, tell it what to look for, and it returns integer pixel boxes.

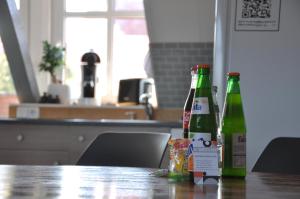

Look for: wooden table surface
[0,165,299,199]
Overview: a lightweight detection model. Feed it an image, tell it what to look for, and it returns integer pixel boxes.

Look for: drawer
[0,149,70,165]
[0,125,90,151]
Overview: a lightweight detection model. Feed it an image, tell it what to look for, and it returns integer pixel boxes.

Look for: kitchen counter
[0,117,181,166]
[0,118,181,128]
[9,103,182,122]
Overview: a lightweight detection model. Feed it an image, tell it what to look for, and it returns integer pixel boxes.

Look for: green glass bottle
[188,64,217,142]
[188,64,218,181]
[221,72,246,177]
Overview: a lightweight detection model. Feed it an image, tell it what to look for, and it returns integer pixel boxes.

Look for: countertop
[0,118,182,128]
[9,103,183,122]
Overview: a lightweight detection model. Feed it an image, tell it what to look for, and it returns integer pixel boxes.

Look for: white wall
[28,0,52,93]
[215,0,300,171]
[18,0,52,93]
[144,0,215,43]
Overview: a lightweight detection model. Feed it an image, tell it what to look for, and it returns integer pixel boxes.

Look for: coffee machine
[78,50,100,105]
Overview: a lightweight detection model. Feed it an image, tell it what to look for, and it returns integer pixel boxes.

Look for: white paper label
[189,132,211,141]
[16,106,40,119]
[232,134,246,168]
[193,145,219,176]
[170,128,184,139]
[192,139,220,185]
[187,136,220,185]
[191,97,210,114]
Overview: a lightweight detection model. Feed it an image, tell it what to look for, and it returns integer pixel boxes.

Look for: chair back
[77,132,170,168]
[252,137,300,174]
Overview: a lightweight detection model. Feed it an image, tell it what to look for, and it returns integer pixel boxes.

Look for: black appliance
[81,50,100,99]
[118,78,154,105]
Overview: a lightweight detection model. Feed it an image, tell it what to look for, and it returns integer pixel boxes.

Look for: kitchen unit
[0,118,180,166]
[9,104,182,121]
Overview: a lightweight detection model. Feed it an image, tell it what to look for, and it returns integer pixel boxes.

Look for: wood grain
[0,165,299,198]
[9,104,182,122]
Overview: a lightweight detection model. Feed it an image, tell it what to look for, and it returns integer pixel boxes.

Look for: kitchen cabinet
[0,119,180,166]
[9,104,182,122]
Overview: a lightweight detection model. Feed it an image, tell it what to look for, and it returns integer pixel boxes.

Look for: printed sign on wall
[235,0,281,31]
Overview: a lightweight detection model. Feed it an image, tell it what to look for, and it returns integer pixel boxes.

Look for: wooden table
[0,165,300,198]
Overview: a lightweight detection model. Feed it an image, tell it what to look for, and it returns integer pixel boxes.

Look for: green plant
[39,41,65,83]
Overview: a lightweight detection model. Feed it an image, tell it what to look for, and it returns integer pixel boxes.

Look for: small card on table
[190,138,220,185]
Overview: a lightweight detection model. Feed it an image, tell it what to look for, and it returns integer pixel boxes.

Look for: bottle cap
[228,72,240,76]
[191,64,210,71]
[191,65,198,71]
[198,64,210,69]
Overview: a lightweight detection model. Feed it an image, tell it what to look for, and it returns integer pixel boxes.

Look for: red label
[183,111,191,129]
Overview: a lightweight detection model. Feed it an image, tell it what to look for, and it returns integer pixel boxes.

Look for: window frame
[52,0,147,102]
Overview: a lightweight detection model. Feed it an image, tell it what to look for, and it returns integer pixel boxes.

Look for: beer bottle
[221,72,246,177]
[188,64,217,142]
[183,65,198,138]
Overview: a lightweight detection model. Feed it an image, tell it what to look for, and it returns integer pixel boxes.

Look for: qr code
[241,0,272,18]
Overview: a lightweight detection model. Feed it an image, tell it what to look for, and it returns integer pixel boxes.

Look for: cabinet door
[0,125,72,150]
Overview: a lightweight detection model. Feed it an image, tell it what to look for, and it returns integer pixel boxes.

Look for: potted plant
[39,41,65,83]
[39,41,70,104]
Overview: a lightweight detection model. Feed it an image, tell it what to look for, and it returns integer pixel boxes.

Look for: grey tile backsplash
[149,42,213,108]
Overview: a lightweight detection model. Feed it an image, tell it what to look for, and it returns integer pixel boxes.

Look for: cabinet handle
[53,161,60,165]
[78,135,85,142]
[16,134,24,142]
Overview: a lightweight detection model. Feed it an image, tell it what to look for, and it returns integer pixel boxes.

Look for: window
[0,0,20,117]
[15,0,20,9]
[60,0,149,104]
[0,38,19,118]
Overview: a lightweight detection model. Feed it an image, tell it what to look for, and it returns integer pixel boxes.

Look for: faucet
[139,93,153,120]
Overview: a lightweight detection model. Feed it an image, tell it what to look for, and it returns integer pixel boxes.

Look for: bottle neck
[197,68,211,89]
[226,76,240,94]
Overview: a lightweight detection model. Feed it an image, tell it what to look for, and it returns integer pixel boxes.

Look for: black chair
[252,137,300,174]
[77,132,171,168]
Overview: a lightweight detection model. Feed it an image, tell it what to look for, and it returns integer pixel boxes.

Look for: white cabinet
[0,121,175,165]
[0,125,72,165]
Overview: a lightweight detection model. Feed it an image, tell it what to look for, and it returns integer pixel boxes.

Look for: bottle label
[189,132,211,141]
[187,132,213,173]
[183,111,191,129]
[191,74,198,89]
[191,97,210,114]
[232,134,246,168]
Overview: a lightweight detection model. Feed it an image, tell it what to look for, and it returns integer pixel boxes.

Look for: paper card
[192,139,219,185]
[16,106,40,119]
